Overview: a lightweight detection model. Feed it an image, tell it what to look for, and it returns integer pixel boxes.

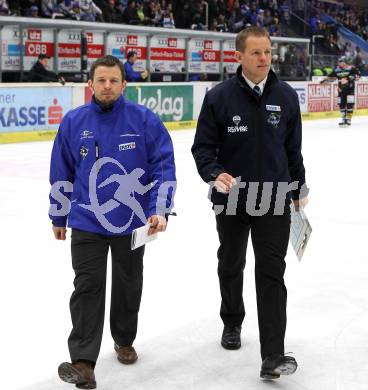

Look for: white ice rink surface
[1,117,368,390]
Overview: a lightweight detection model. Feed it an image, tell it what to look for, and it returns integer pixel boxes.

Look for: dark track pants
[215,210,290,359]
[68,229,145,364]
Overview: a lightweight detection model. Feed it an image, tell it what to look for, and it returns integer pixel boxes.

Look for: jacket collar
[235,65,278,94]
[90,94,125,113]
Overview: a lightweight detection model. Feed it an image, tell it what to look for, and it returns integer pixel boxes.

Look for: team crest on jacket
[267,112,281,128]
[228,115,248,133]
[80,146,88,158]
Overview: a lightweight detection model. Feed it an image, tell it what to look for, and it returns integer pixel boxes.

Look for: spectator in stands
[41,0,70,19]
[162,9,175,28]
[263,9,273,27]
[310,13,321,35]
[191,1,207,30]
[20,0,41,16]
[278,0,290,36]
[268,17,281,36]
[0,0,10,15]
[29,4,40,16]
[7,0,21,15]
[103,0,123,23]
[353,46,364,73]
[123,0,140,25]
[136,1,146,24]
[173,0,191,28]
[124,51,149,82]
[229,0,245,32]
[79,0,103,22]
[217,13,229,32]
[324,33,339,55]
[28,54,66,84]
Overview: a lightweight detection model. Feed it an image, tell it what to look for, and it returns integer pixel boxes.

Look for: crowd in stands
[0,0,175,26]
[173,0,292,36]
[308,1,368,42]
[0,0,294,36]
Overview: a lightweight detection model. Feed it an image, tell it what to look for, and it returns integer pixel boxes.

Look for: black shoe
[260,353,297,379]
[221,325,241,350]
[346,119,351,126]
[339,120,347,127]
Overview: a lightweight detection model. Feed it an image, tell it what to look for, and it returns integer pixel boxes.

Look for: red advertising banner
[223,51,236,63]
[25,41,54,57]
[202,50,220,62]
[58,43,80,58]
[150,47,186,61]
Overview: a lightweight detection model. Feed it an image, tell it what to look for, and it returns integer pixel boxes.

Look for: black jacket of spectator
[28,60,60,82]
[103,3,123,23]
[123,2,140,24]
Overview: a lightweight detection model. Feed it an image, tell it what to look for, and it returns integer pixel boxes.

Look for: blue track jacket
[49,95,176,235]
[124,61,142,82]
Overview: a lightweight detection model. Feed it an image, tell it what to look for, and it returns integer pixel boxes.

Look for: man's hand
[140,69,149,80]
[147,215,167,236]
[53,226,67,240]
[214,173,237,194]
[59,76,66,85]
[293,197,309,211]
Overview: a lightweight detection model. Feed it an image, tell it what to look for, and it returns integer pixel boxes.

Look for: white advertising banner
[188,38,220,73]
[58,30,104,72]
[222,40,237,74]
[1,26,55,71]
[149,36,186,73]
[106,32,147,72]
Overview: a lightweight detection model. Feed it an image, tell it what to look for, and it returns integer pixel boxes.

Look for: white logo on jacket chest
[227,115,248,133]
[119,142,136,151]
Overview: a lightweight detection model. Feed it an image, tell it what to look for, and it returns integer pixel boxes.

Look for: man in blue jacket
[49,55,176,389]
[123,51,149,82]
[192,27,308,380]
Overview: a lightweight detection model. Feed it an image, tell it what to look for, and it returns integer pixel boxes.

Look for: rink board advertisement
[125,85,193,122]
[188,39,221,74]
[0,87,72,142]
[288,81,368,116]
[149,36,186,73]
[58,30,104,72]
[84,84,193,123]
[2,81,368,144]
[106,33,147,72]
[222,40,237,74]
[1,26,55,71]
[307,83,332,112]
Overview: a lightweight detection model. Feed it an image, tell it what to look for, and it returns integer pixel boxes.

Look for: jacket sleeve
[285,94,309,200]
[145,111,176,216]
[191,93,225,183]
[124,62,142,82]
[48,115,76,226]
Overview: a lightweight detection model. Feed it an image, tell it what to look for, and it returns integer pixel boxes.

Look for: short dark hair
[127,51,137,59]
[38,54,50,60]
[235,26,271,53]
[89,55,125,81]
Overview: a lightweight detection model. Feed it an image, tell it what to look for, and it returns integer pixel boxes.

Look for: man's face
[88,65,126,104]
[40,58,49,67]
[129,54,137,63]
[235,36,272,84]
